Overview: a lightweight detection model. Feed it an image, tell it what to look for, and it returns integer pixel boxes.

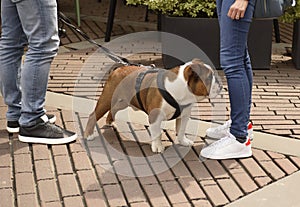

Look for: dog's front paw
[86,135,96,141]
[151,140,165,153]
[175,137,194,147]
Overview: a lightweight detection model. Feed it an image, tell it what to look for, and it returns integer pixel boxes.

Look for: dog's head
[183,59,222,98]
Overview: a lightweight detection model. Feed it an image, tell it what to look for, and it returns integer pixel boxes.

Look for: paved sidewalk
[1,0,300,207]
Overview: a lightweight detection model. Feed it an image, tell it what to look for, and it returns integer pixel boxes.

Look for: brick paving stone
[72,151,93,170]
[253,120,295,126]
[17,194,38,207]
[63,196,85,207]
[178,177,206,200]
[266,151,286,159]
[143,183,170,207]
[138,172,158,185]
[154,168,175,183]
[54,155,74,175]
[173,203,192,207]
[290,156,300,168]
[0,150,11,167]
[221,160,258,194]
[250,115,286,120]
[15,172,35,195]
[38,179,60,203]
[200,180,229,207]
[130,202,151,207]
[0,189,14,207]
[14,153,32,173]
[0,168,12,189]
[240,158,269,177]
[205,160,229,179]
[255,176,273,187]
[192,199,213,207]
[273,158,298,175]
[264,129,293,136]
[88,147,112,165]
[183,149,201,161]
[32,144,50,160]
[114,160,136,180]
[121,179,147,204]
[0,135,9,150]
[69,142,87,153]
[161,180,190,205]
[13,140,30,155]
[41,201,63,207]
[77,170,101,192]
[252,149,271,161]
[103,184,128,207]
[186,160,212,181]
[84,191,108,207]
[35,159,55,180]
[217,178,243,201]
[259,161,286,180]
[171,161,193,178]
[58,174,81,197]
[95,165,119,185]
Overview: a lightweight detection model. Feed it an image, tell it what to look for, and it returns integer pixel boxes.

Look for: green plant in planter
[126,0,217,17]
[280,0,300,23]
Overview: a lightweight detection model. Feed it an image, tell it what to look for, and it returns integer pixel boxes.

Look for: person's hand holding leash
[228,0,249,20]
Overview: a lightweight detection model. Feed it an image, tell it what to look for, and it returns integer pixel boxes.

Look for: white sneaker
[206,120,253,141]
[200,133,252,160]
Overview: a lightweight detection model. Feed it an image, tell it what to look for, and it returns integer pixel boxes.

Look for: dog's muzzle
[209,74,223,98]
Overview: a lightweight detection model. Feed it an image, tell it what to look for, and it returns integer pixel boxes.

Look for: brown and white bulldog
[84,58,222,153]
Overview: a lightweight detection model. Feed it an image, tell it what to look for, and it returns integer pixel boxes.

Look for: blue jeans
[0,0,59,127]
[216,0,255,138]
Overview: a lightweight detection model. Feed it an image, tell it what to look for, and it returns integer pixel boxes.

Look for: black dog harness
[135,68,192,120]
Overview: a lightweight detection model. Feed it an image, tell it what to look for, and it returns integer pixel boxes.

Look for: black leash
[58,11,133,66]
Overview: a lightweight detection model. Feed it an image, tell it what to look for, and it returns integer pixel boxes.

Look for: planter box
[292,20,300,69]
[160,15,273,69]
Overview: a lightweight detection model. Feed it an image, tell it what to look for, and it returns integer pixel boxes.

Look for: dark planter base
[161,15,273,69]
[292,20,300,69]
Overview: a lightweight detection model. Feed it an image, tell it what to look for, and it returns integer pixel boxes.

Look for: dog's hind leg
[84,92,112,139]
[84,112,98,139]
[106,111,113,125]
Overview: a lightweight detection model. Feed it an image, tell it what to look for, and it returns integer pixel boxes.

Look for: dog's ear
[185,63,211,96]
[191,58,203,65]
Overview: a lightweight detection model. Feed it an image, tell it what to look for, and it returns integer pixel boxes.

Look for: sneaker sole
[6,116,57,134]
[200,149,252,160]
[7,127,20,134]
[18,133,77,145]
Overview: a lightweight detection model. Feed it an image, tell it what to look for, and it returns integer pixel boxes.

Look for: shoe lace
[45,122,64,135]
[207,133,235,148]
[213,120,231,132]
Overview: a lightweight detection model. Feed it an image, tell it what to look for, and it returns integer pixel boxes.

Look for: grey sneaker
[18,115,77,145]
[7,114,56,133]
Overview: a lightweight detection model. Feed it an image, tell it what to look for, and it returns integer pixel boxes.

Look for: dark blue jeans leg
[216,0,255,138]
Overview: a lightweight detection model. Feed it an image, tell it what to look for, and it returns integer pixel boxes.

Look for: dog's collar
[135,68,191,120]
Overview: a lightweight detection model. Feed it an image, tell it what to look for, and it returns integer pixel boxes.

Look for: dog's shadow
[83,120,226,177]
[83,122,241,204]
